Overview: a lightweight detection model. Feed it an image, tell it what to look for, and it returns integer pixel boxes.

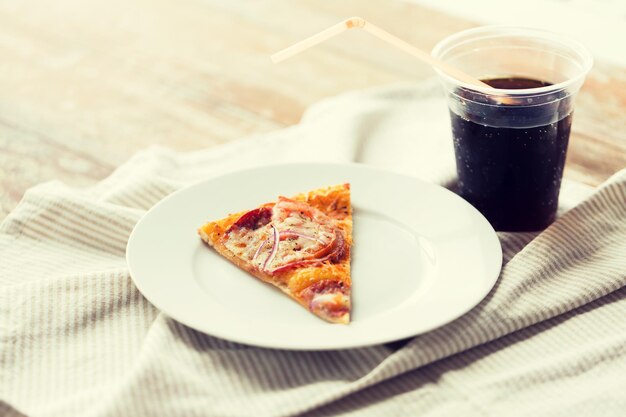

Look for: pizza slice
[198,184,352,324]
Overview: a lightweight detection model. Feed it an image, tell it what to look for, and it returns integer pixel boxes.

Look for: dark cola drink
[450,77,573,231]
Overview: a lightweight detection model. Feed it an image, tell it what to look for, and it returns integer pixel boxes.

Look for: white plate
[127,163,502,350]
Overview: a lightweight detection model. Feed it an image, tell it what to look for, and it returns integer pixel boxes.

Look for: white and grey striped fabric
[2,81,625,417]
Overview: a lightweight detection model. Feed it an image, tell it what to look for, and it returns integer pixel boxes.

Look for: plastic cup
[432,27,593,232]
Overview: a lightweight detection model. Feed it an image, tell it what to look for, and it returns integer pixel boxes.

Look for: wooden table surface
[1,0,625,220]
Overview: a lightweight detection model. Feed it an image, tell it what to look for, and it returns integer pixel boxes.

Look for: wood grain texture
[0,0,624,220]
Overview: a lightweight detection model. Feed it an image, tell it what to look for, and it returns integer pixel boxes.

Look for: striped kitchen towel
[1,81,625,417]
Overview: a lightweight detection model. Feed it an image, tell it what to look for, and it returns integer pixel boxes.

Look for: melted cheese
[310,292,349,308]
[223,198,336,272]
[223,225,271,269]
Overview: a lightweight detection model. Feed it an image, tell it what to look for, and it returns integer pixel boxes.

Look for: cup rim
[431,25,594,95]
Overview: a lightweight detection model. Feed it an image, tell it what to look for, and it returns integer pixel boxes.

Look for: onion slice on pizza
[197,184,352,324]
